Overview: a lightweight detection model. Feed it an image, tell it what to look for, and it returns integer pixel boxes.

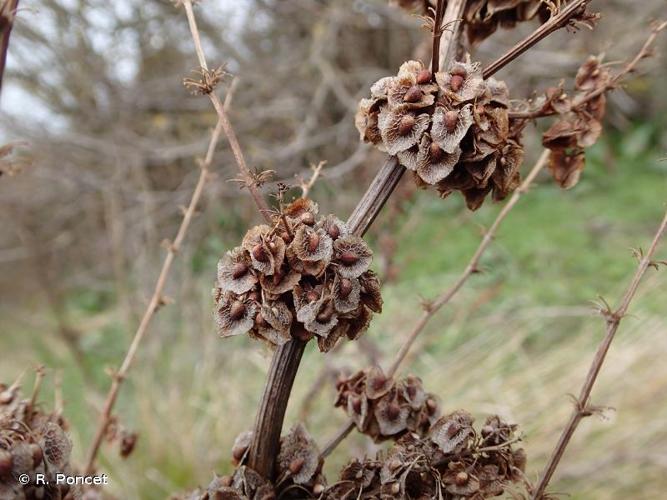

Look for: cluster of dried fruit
[324,411,526,499]
[334,367,440,442]
[0,379,77,500]
[356,59,525,210]
[530,56,610,188]
[214,198,382,352]
[394,0,552,44]
[178,424,325,500]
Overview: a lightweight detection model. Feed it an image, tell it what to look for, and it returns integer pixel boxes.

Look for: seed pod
[289,457,305,475]
[397,114,416,136]
[339,278,353,298]
[416,69,432,84]
[444,110,459,133]
[229,301,246,321]
[455,472,469,486]
[450,74,465,92]
[403,85,423,103]
[252,244,268,263]
[308,232,320,253]
[231,262,248,280]
[0,449,12,476]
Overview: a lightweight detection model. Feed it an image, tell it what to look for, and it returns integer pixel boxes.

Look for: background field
[1,1,667,499]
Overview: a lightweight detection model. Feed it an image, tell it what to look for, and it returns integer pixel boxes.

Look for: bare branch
[482,0,592,79]
[84,106,225,476]
[532,207,667,499]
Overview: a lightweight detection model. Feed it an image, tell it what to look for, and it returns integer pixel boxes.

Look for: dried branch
[321,149,551,459]
[531,208,667,499]
[482,0,592,79]
[181,0,272,223]
[248,0,469,480]
[299,160,325,199]
[509,21,667,120]
[84,100,226,477]
[0,0,19,94]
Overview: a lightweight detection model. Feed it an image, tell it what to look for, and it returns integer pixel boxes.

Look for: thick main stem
[246,0,468,480]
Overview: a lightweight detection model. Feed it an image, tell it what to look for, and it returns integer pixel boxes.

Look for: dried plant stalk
[84,118,223,473]
[532,208,667,499]
[482,0,592,79]
[247,0,469,480]
[321,149,550,459]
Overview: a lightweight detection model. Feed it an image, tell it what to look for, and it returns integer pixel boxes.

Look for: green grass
[1,126,666,499]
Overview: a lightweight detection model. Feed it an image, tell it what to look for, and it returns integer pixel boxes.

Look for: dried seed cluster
[214,198,382,352]
[537,56,610,188]
[394,0,551,44]
[324,411,527,499]
[356,59,525,210]
[0,380,75,500]
[334,367,440,442]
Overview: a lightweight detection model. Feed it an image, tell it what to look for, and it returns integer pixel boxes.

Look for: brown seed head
[387,402,401,420]
[398,114,416,136]
[306,290,320,303]
[280,230,293,243]
[327,224,340,240]
[429,142,443,162]
[416,69,432,84]
[232,443,248,463]
[450,74,465,92]
[316,304,334,323]
[232,262,248,280]
[272,270,284,286]
[403,85,423,103]
[0,390,13,404]
[455,471,469,486]
[308,232,320,253]
[339,251,359,266]
[391,482,401,494]
[446,422,461,438]
[426,398,438,414]
[313,484,325,495]
[444,110,459,133]
[229,301,246,321]
[339,278,353,298]
[289,457,305,475]
[252,244,268,262]
[301,212,315,226]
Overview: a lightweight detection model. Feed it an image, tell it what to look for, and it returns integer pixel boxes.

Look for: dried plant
[4,0,666,498]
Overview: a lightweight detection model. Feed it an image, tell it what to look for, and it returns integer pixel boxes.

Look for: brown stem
[84,117,224,474]
[320,149,550,459]
[248,0,469,478]
[532,208,667,499]
[183,0,272,223]
[0,0,19,95]
[430,0,446,75]
[482,0,591,79]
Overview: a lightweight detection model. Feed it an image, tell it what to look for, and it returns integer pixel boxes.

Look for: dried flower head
[357,57,526,210]
[214,199,380,352]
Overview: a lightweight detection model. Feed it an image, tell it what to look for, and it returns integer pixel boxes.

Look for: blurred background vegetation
[1,1,666,498]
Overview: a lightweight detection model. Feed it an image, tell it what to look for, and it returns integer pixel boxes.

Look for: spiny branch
[531,207,667,499]
[181,0,273,223]
[321,149,551,459]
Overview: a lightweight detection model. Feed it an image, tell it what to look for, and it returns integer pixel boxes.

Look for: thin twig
[84,110,225,476]
[509,21,667,120]
[299,160,325,199]
[532,208,667,499]
[182,0,272,223]
[482,0,591,79]
[321,149,551,458]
